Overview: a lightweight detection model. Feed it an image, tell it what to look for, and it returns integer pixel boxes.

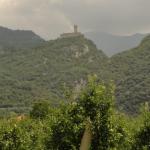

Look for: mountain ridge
[0,26,149,115]
[0,36,109,115]
[110,35,150,113]
[0,26,45,50]
[85,31,147,56]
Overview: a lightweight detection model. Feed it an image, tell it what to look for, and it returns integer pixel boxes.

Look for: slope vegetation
[110,35,150,113]
[0,26,45,50]
[0,36,108,114]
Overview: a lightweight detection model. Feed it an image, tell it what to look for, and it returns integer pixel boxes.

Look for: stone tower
[60,24,84,38]
[74,25,78,33]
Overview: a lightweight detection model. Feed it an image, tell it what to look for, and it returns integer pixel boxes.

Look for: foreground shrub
[45,76,130,150]
[132,103,150,150]
[30,101,50,120]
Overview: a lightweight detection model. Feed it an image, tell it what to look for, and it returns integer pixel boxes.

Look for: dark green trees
[1,77,150,149]
[78,76,114,150]
[46,76,116,150]
[30,101,50,120]
[132,103,150,150]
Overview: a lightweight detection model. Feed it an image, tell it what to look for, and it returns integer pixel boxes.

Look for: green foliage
[0,78,150,149]
[45,103,84,150]
[78,76,114,150]
[30,101,50,120]
[0,32,149,149]
[110,35,150,114]
[45,76,130,150]
[0,36,108,115]
[0,32,150,116]
[131,104,150,150]
[0,26,45,50]
[0,119,48,150]
[0,33,149,115]
[109,112,132,150]
[0,124,29,150]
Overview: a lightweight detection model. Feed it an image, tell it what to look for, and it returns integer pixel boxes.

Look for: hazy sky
[0,0,150,39]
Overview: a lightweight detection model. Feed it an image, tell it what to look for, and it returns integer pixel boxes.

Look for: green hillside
[110,35,150,114]
[0,31,149,115]
[0,26,45,50]
[0,36,108,114]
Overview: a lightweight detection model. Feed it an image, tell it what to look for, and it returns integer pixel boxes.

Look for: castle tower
[74,25,78,33]
[60,24,84,38]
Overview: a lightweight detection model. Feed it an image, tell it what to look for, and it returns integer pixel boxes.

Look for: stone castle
[60,25,84,38]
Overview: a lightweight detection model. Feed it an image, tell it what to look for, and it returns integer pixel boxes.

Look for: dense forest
[0,32,149,116]
[110,35,150,114]
[0,26,45,50]
[0,35,109,116]
[0,27,149,149]
[0,77,150,150]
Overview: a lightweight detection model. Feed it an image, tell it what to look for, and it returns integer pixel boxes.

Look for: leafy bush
[45,76,130,150]
[132,104,150,150]
[30,101,50,120]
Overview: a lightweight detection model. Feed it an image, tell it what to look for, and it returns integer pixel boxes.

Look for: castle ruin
[60,25,84,38]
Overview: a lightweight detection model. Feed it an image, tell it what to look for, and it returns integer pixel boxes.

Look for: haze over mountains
[0,26,149,115]
[85,31,147,56]
[0,26,148,57]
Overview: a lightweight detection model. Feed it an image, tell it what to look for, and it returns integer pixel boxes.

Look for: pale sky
[0,0,150,39]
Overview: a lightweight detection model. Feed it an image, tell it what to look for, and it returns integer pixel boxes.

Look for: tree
[0,124,30,150]
[132,103,150,150]
[0,119,47,150]
[46,76,117,150]
[30,101,50,120]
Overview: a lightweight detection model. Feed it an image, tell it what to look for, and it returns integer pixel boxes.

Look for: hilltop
[0,26,45,50]
[0,36,108,115]
[0,26,149,115]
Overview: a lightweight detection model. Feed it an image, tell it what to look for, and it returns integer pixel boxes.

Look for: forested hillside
[0,36,109,115]
[0,26,45,50]
[110,35,150,114]
[0,27,149,115]
[0,78,150,150]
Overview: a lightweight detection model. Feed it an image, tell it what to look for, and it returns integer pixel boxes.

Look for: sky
[0,0,150,39]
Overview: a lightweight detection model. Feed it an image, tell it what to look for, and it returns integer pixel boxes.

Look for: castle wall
[59,25,84,39]
[60,32,84,38]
